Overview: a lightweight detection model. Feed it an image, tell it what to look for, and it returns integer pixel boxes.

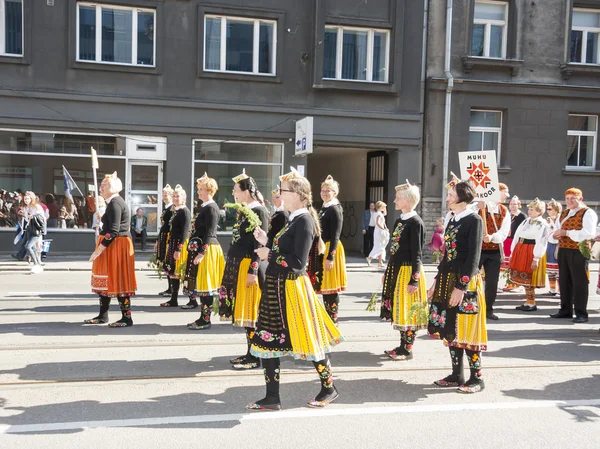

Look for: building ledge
[498,166,511,174]
[312,80,398,95]
[562,168,600,176]
[461,56,524,76]
[560,62,600,80]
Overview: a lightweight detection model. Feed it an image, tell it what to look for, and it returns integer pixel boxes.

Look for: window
[567,115,597,169]
[323,26,389,83]
[471,1,507,59]
[570,9,600,64]
[76,3,155,67]
[0,0,23,56]
[469,110,502,159]
[204,15,276,75]
[193,140,283,231]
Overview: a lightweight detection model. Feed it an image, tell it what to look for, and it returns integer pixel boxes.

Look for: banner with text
[458,150,500,203]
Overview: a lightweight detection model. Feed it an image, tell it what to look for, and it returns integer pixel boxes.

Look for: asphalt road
[0,257,599,448]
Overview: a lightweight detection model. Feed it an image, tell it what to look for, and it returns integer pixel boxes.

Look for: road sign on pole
[295,117,313,156]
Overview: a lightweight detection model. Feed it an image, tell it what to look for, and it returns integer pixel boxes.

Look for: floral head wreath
[272,185,280,195]
[445,171,462,190]
[197,172,209,184]
[163,184,174,194]
[279,166,301,182]
[395,179,412,192]
[528,197,543,209]
[232,168,249,184]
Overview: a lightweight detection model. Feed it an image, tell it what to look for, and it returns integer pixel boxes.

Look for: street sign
[458,150,500,202]
[295,116,313,156]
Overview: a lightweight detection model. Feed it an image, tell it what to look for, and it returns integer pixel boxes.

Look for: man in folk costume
[86,172,137,327]
[551,188,598,323]
[477,182,510,320]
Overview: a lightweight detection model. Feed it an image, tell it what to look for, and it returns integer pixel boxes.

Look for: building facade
[0,0,426,253]
[424,0,600,234]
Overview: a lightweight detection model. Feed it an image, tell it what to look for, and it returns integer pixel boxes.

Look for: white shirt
[106,194,120,204]
[555,207,599,242]
[201,199,215,207]
[511,217,549,260]
[401,211,417,221]
[164,203,172,210]
[246,201,261,210]
[368,210,377,227]
[546,216,560,244]
[289,208,308,221]
[135,217,143,230]
[323,198,340,208]
[451,208,475,222]
[484,203,511,244]
[275,205,285,212]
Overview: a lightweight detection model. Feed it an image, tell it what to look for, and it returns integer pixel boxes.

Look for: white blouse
[511,217,549,260]
[546,216,560,244]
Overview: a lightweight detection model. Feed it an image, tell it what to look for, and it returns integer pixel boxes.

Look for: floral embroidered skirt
[251,271,343,361]
[428,271,487,352]
[509,242,547,288]
[155,230,169,263]
[316,241,347,295]
[164,237,184,279]
[182,244,224,296]
[389,264,428,331]
[546,242,559,275]
[218,256,261,327]
[91,236,137,297]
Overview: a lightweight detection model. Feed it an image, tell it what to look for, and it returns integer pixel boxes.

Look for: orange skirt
[91,236,137,297]
[509,242,546,288]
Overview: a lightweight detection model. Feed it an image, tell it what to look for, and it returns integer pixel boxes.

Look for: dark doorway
[366,151,388,207]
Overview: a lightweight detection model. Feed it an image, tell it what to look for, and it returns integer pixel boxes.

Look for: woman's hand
[253,228,268,246]
[246,273,257,287]
[193,254,204,265]
[89,245,105,262]
[255,247,270,261]
[449,288,465,307]
[325,259,334,271]
[531,259,539,271]
[406,284,418,295]
[174,251,181,261]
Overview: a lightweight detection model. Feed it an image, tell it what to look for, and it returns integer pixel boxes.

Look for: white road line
[1,398,600,434]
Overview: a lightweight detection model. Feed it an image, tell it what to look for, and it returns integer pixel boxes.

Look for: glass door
[126,161,163,234]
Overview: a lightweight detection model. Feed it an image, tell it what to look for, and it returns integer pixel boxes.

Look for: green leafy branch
[224,203,262,232]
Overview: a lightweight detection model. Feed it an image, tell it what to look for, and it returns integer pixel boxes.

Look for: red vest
[479,205,508,251]
[558,208,588,250]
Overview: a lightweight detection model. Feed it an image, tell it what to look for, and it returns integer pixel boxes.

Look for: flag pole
[91,147,100,220]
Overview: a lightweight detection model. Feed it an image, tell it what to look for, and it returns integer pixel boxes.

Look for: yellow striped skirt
[195,244,225,296]
[392,265,428,331]
[232,257,262,328]
[318,241,347,295]
[452,274,488,352]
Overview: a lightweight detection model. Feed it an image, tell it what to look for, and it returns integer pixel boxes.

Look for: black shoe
[158,289,172,297]
[573,316,589,323]
[486,313,499,321]
[550,312,573,319]
[516,304,537,312]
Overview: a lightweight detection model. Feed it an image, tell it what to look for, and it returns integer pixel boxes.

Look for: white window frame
[203,15,277,76]
[570,8,600,65]
[472,0,508,59]
[566,114,597,170]
[0,0,24,57]
[323,25,390,83]
[469,109,503,161]
[76,2,156,67]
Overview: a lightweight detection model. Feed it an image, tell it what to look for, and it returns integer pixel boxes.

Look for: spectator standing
[362,202,376,257]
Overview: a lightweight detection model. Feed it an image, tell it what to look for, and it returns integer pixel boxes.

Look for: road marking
[1,398,600,434]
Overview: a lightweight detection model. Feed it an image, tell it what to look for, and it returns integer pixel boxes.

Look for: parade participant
[184,174,225,329]
[160,185,191,307]
[551,188,598,323]
[367,201,389,268]
[502,196,527,292]
[86,172,137,327]
[477,182,510,320]
[266,186,289,249]
[219,169,269,369]
[155,185,174,296]
[545,199,562,296]
[510,198,549,312]
[428,176,487,393]
[308,175,347,324]
[247,168,343,411]
[362,202,376,257]
[380,181,427,361]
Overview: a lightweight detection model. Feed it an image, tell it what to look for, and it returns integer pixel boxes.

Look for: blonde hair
[528,200,546,215]
[399,185,421,208]
[173,184,187,202]
[197,177,218,196]
[104,172,123,194]
[375,201,386,210]
[547,198,562,215]
[286,177,326,254]
[321,178,340,196]
[163,184,174,194]
[24,191,38,206]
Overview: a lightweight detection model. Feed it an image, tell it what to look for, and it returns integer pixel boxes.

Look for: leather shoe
[550,312,572,319]
[516,304,537,312]
[572,316,588,323]
[486,313,499,321]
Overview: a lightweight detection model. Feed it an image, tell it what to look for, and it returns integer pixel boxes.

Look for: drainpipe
[419,0,429,186]
[441,0,454,215]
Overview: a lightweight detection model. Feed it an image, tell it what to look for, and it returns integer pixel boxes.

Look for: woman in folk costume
[160,185,191,307]
[544,199,562,296]
[247,168,343,411]
[87,172,137,327]
[380,181,428,361]
[510,198,549,312]
[219,169,270,370]
[308,175,347,324]
[185,174,225,329]
[155,184,174,296]
[502,196,527,292]
[267,186,289,249]
[428,175,487,393]
[366,201,389,268]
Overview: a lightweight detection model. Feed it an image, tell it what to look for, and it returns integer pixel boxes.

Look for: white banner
[458,150,500,203]
[295,117,313,156]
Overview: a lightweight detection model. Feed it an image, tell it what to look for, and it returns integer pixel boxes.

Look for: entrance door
[126,161,163,234]
[366,151,388,206]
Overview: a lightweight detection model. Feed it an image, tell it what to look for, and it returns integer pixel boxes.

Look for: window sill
[461,56,524,76]
[560,62,600,80]
[562,168,600,176]
[497,166,511,174]
[70,60,161,76]
[312,79,398,94]
[0,54,29,65]
[198,70,282,84]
